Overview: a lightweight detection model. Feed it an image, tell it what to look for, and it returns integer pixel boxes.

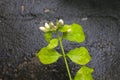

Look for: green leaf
[47,39,58,49]
[59,25,71,32]
[36,47,62,64]
[63,23,85,43]
[44,32,52,42]
[74,66,94,80]
[67,47,91,65]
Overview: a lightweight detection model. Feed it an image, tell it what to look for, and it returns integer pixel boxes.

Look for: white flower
[39,26,48,32]
[45,23,50,29]
[58,19,64,25]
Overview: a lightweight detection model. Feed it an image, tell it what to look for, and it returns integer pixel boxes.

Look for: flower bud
[49,22,54,27]
[58,19,64,25]
[39,27,48,32]
[45,23,50,29]
[54,26,57,28]
[52,26,57,30]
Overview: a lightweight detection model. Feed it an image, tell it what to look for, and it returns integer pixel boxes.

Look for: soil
[0,0,120,80]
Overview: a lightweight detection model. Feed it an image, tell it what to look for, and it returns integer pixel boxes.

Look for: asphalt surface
[0,0,120,80]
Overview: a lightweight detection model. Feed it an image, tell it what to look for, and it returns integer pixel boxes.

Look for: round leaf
[37,47,62,64]
[63,23,85,43]
[74,66,94,80]
[47,39,58,49]
[67,47,91,65]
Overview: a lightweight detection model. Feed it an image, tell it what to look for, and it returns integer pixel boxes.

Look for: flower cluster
[39,19,64,32]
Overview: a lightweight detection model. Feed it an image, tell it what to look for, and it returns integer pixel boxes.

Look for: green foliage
[63,23,85,43]
[59,25,71,32]
[47,39,58,49]
[37,47,62,64]
[67,47,91,65]
[37,19,94,80]
[74,66,94,80]
[44,32,52,42]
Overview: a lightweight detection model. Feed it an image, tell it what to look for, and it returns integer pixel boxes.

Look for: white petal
[39,27,47,32]
[49,22,54,27]
[58,19,64,25]
[45,23,50,29]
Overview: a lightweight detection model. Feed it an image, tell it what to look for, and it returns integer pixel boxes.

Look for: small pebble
[7,63,11,67]
[81,17,88,21]
[21,5,25,13]
[44,8,50,13]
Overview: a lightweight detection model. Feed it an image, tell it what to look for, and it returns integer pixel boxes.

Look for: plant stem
[57,32,72,80]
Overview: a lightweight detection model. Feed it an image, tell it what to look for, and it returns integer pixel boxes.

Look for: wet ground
[0,0,120,80]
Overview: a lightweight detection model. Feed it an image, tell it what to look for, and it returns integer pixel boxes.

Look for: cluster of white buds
[39,19,64,32]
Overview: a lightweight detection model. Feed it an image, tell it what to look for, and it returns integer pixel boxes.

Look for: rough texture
[0,0,120,80]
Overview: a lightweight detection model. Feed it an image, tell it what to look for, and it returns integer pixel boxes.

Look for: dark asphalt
[0,0,120,80]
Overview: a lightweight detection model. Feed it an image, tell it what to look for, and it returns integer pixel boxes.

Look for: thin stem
[57,32,72,80]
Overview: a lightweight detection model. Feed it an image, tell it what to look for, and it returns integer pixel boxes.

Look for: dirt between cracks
[0,0,120,80]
